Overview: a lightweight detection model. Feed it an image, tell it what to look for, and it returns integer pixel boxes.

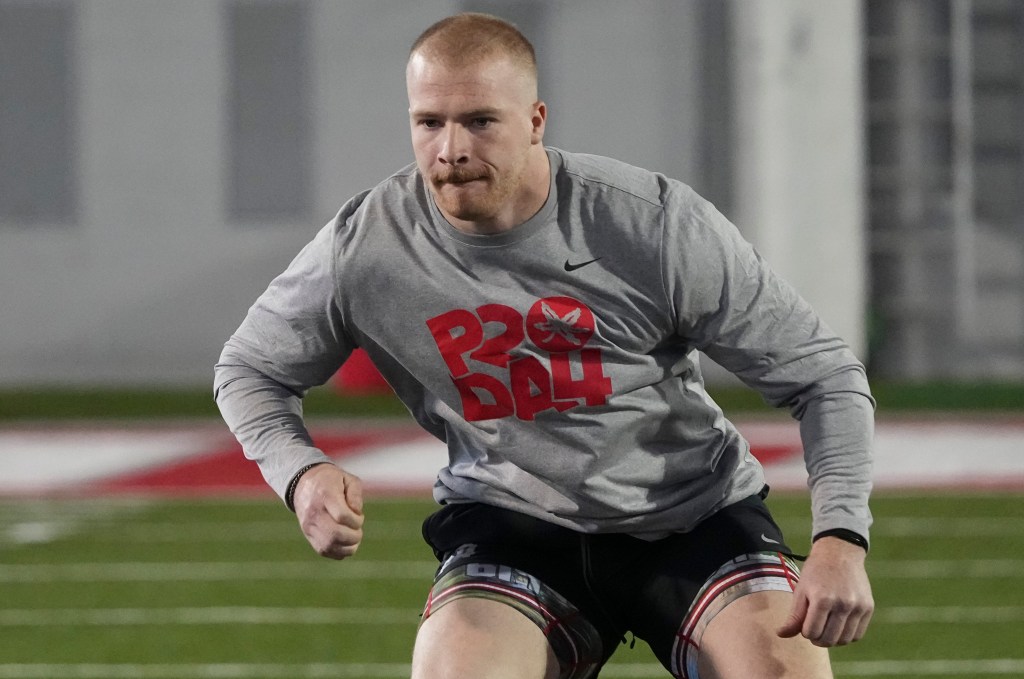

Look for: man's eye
[420,120,442,129]
[471,118,493,128]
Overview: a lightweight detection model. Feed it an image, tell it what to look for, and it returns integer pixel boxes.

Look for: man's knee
[699,590,832,679]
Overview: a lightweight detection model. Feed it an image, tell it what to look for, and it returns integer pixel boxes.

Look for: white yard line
[0,560,437,582]
[869,559,1024,578]
[0,607,421,626]
[3,558,1019,583]
[877,516,1024,536]
[5,513,1020,548]
[832,659,1024,676]
[0,660,1022,678]
[773,515,1024,538]
[0,606,1018,627]
[10,515,1022,545]
[0,664,410,679]
[881,606,1024,623]
[0,519,421,544]
[0,500,155,546]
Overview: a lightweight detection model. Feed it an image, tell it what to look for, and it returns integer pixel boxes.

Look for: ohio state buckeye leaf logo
[529,299,594,350]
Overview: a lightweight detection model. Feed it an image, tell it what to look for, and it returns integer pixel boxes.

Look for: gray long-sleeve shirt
[215,148,874,541]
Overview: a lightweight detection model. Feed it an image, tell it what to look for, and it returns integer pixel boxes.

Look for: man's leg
[697,590,832,679]
[411,597,560,679]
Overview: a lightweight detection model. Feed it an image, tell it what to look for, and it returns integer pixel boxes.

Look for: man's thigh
[412,596,560,679]
[420,504,617,678]
[613,490,808,677]
[698,590,832,679]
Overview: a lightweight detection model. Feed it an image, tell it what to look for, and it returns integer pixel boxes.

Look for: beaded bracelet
[284,462,330,512]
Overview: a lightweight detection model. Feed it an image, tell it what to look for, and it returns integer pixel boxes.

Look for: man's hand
[777,536,874,647]
[292,463,365,560]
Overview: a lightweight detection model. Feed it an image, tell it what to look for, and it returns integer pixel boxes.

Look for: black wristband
[285,462,329,512]
[813,528,869,552]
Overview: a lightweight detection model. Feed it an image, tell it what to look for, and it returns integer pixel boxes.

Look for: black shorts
[420,488,798,678]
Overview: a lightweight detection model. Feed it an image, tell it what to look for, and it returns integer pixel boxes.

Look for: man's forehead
[407,71,513,115]
[410,66,530,108]
[409,52,510,83]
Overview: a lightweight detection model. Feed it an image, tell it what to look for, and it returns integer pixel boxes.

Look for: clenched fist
[292,464,365,560]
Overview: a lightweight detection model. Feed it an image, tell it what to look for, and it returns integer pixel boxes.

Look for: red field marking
[749,444,801,465]
[92,429,424,494]
[4,418,1022,497]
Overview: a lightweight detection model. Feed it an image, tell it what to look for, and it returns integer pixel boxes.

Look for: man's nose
[438,125,469,165]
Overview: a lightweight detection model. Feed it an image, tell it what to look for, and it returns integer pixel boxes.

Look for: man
[215,12,874,679]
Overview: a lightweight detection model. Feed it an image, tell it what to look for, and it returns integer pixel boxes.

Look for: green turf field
[1,491,1021,678]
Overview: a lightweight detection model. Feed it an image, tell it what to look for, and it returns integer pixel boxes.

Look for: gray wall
[0,0,864,387]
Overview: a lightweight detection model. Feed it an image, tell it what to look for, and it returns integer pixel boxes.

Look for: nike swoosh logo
[761,533,781,545]
[564,257,602,272]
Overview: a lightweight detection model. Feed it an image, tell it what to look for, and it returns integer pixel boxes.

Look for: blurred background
[0,0,1022,399]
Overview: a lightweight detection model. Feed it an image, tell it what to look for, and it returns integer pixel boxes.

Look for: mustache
[431,167,491,185]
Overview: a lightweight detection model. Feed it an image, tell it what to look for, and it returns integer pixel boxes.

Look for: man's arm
[710,277,875,647]
[779,387,875,646]
[666,189,875,646]
[214,214,366,559]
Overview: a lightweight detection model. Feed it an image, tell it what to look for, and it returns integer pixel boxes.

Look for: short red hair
[409,12,538,85]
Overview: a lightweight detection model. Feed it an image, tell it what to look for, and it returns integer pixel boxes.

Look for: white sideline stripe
[0,502,152,545]
[3,559,1020,583]
[0,561,437,582]
[879,517,1024,536]
[84,520,418,542]
[880,606,1024,623]
[0,661,1023,678]
[1,606,1020,627]
[5,515,1021,548]
[0,430,216,491]
[0,520,421,546]
[2,418,1022,493]
[775,516,1024,538]
[0,607,422,626]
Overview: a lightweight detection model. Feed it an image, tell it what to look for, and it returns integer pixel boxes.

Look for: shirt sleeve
[664,187,875,543]
[213,216,354,502]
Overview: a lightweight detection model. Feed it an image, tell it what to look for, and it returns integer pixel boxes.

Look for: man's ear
[531,101,547,143]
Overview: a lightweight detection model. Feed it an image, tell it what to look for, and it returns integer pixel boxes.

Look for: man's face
[407,53,545,233]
